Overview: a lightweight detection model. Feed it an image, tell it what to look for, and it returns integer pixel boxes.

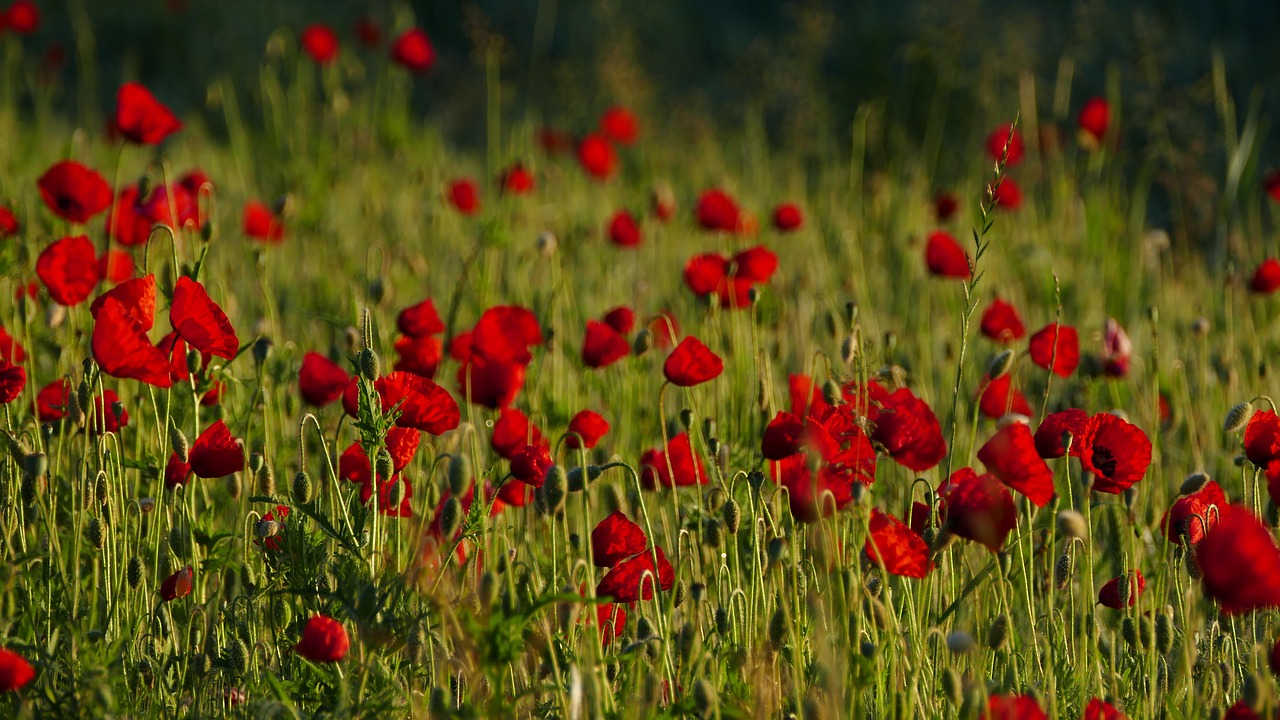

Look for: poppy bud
[860,640,878,659]
[227,636,249,675]
[477,571,497,609]
[447,454,472,497]
[407,624,427,664]
[707,437,721,458]
[693,678,717,718]
[227,472,242,500]
[767,537,786,565]
[944,630,975,656]
[252,337,273,366]
[440,496,463,539]
[1123,487,1139,510]
[1155,610,1174,655]
[1180,472,1210,495]
[1190,317,1210,336]
[1060,430,1074,456]
[272,193,295,217]
[714,607,730,636]
[367,278,386,304]
[126,556,144,588]
[1055,510,1087,541]
[723,499,741,535]
[703,519,723,549]
[386,479,406,508]
[1244,671,1269,711]
[940,668,963,706]
[374,448,394,480]
[822,380,843,407]
[1223,402,1253,433]
[768,607,788,650]
[679,408,694,429]
[673,580,687,609]
[292,470,313,505]
[541,466,567,515]
[255,520,280,540]
[747,470,765,490]
[987,349,1015,379]
[850,482,868,505]
[357,348,380,382]
[1184,546,1202,580]
[987,614,1009,650]
[23,452,47,480]
[632,328,654,357]
[535,230,557,257]
[186,347,203,376]
[840,335,858,365]
[88,517,105,549]
[171,426,190,463]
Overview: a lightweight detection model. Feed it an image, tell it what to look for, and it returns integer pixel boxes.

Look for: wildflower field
[2,1,1280,718]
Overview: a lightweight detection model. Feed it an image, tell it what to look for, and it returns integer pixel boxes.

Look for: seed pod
[292,470,313,505]
[940,668,963,706]
[227,637,249,675]
[440,497,464,539]
[987,614,1009,650]
[541,466,567,515]
[987,349,1015,379]
[723,499,741,535]
[715,607,730,636]
[693,678,717,718]
[1155,611,1174,654]
[385,478,406,508]
[357,348,381,382]
[448,454,473,497]
[1223,402,1253,433]
[840,335,858,365]
[127,556,144,588]
[673,580,687,609]
[88,517,105,549]
[822,380,843,406]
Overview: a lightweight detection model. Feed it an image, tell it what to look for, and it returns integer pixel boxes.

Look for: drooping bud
[292,470,313,505]
[440,497,464,539]
[171,425,190,463]
[987,349,1016,379]
[1180,472,1210,495]
[987,614,1009,650]
[127,556,144,588]
[1223,402,1253,433]
[632,329,654,357]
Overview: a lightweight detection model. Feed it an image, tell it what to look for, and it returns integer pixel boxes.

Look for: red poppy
[38,161,112,223]
[980,297,1026,342]
[987,695,1047,720]
[0,648,34,692]
[1083,698,1128,720]
[865,384,946,472]
[170,276,239,359]
[1028,323,1079,377]
[92,297,173,388]
[772,202,804,231]
[498,479,533,506]
[591,511,648,567]
[0,206,19,237]
[510,444,552,486]
[398,298,445,338]
[597,602,626,648]
[607,209,641,247]
[603,306,634,334]
[567,410,609,449]
[99,250,134,285]
[88,389,129,434]
[1196,504,1280,614]
[36,235,99,306]
[499,163,535,195]
[577,134,617,181]
[599,106,639,146]
[1098,570,1146,608]
[684,245,778,308]
[243,200,284,242]
[456,353,525,409]
[448,178,480,215]
[663,336,723,387]
[391,28,435,73]
[1246,410,1280,467]
[0,357,22,406]
[640,433,707,488]
[371,372,460,435]
[647,311,681,349]
[597,547,675,602]
[300,24,340,64]
[924,230,971,278]
[165,453,192,489]
[934,192,959,222]
[938,467,1016,553]
[114,82,182,145]
[1161,480,1225,546]
[354,17,382,47]
[90,275,154,330]
[1252,259,1280,294]
[338,427,420,485]
[0,327,23,364]
[1078,97,1110,145]
[991,177,1023,210]
[105,183,198,246]
[762,412,806,460]
[972,371,1034,417]
[490,407,545,460]
[295,615,348,663]
[255,505,289,552]
[1102,319,1132,378]
[977,422,1055,507]
[5,1,39,34]
[864,508,933,579]
[299,351,349,406]
[393,335,443,378]
[985,123,1025,165]
[468,305,543,365]
[35,380,71,422]
[188,420,244,478]
[771,416,876,522]
[1076,413,1151,494]
[160,565,193,601]
[1222,703,1263,720]
[1033,408,1089,459]
[695,188,745,233]
[581,320,629,369]
[1266,172,1280,205]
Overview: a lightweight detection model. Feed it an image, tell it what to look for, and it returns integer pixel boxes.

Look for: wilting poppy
[114,82,183,145]
[300,24,340,65]
[391,28,435,73]
[448,178,480,215]
[1033,408,1089,459]
[1196,504,1280,614]
[1161,479,1225,546]
[160,565,193,601]
[864,509,933,578]
[243,200,284,242]
[1076,413,1151,494]
[684,245,778,308]
[695,188,745,233]
[603,306,634,334]
[985,123,1024,165]
[938,467,1016,553]
[295,615,348,663]
[36,235,99,306]
[1252,258,1280,294]
[1078,97,1110,146]
[607,209,641,247]
[38,161,112,223]
[924,230,971,279]
[577,134,617,181]
[499,163,535,195]
[92,297,172,387]
[591,511,648,567]
[977,422,1055,507]
[1102,319,1132,378]
[772,202,804,231]
[597,547,675,602]
[188,420,244,478]
[599,106,639,146]
[640,433,707,489]
[663,336,723,387]
[0,207,19,238]
[987,694,1047,720]
[1028,323,1079,377]
[0,648,35,692]
[566,410,609,450]
[1098,570,1146,608]
[509,444,552,486]
[490,407,545,460]
[398,298,445,338]
[299,352,349,406]
[1083,698,1128,720]
[170,276,239,359]
[980,297,1026,342]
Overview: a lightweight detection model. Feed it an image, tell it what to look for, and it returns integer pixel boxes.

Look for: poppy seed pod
[1224,402,1253,433]
[88,517,105,549]
[987,349,1016,379]
[127,556,144,588]
[987,614,1009,650]
[693,678,717,718]
[447,454,472,497]
[723,499,741,534]
[840,334,858,365]
[541,466,568,515]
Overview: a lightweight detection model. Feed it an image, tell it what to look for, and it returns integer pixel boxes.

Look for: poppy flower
[771,417,876,522]
[1098,570,1146,608]
[591,511,648,567]
[299,352,349,406]
[38,161,112,223]
[762,412,806,460]
[1078,97,1110,145]
[255,505,289,552]
[599,106,639,146]
[596,601,626,648]
[114,82,182,145]
[938,467,1016,553]
[0,206,18,237]
[924,230,971,278]
[1083,698,1128,720]
[448,178,480,215]
[300,24,340,65]
[684,245,778,308]
[1033,408,1089,459]
[1266,172,1280,205]
[354,17,381,47]
[577,133,617,180]
[35,380,71,422]
[165,453,192,489]
[456,354,525,409]
[1196,504,1280,614]
[977,422,1055,507]
[36,235,99,306]
[640,433,708,489]
[603,306,634,334]
[1252,259,1280,294]
[980,297,1026,342]
[1076,413,1151,494]
[647,311,681,349]
[607,209,641,247]
[0,327,23,364]
[393,335,443,378]
[1102,319,1132,378]
[105,183,198,246]
[991,177,1023,210]
[566,410,609,449]
[490,407,545,460]
[370,372,460,435]
[934,192,959,222]
[243,200,284,242]
[92,297,173,387]
[390,28,435,73]
[498,479,533,506]
[398,298,445,338]
[985,123,1025,165]
[1222,703,1262,720]
[976,373,1032,419]
[188,420,244,478]
[160,565,193,601]
[1246,410,1280,467]
[0,360,23,404]
[695,188,744,233]
[0,648,34,692]
[499,163,535,195]
[864,509,933,579]
[295,615,348,663]
[170,276,239,359]
[597,547,675,602]
[866,385,947,472]
[88,389,129,434]
[510,444,552,486]
[5,1,39,34]
[772,202,804,231]
[468,305,543,365]
[99,250,134,284]
[1161,479,1225,546]
[987,695,1047,720]
[1028,323,1080,376]
[663,336,723,387]
[582,320,629,369]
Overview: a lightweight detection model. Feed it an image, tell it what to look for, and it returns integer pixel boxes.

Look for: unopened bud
[447,454,472,496]
[987,349,1015,379]
[1180,472,1210,495]
[357,348,381,382]
[292,470,313,505]
[440,497,463,539]
[632,329,654,357]
[1223,402,1253,433]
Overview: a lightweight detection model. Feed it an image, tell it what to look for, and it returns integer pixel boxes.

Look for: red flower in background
[87,389,129,434]
[934,192,959,222]
[684,245,778,308]
[0,327,24,364]
[1083,698,1128,720]
[770,413,876,522]
[1102,319,1132,378]
[398,298,445,337]
[597,547,675,602]
[299,352,349,406]
[368,372,460,435]
[603,306,634,334]
[977,373,1032,419]
[170,276,239,359]
[1265,172,1280,205]
[165,453,192,489]
[938,467,1016,553]
[243,200,284,242]
[924,230,971,278]
[577,134,617,181]
[393,335,443,378]
[772,202,804,231]
[6,1,40,35]
[490,407,545,460]
[1245,410,1280,467]
[448,178,480,215]
[1196,504,1280,614]
[663,336,723,387]
[1033,408,1089,459]
[354,17,382,47]
[160,565,193,601]
[863,382,947,472]
[865,509,932,578]
[1098,570,1146,608]
[1076,413,1151,494]
[36,235,99,306]
[991,177,1023,210]
[1078,97,1111,145]
[499,163,535,195]
[92,298,172,388]
[1252,258,1280,294]
[640,433,707,489]
[0,360,25,404]
[980,297,1026,342]
[0,648,35,691]
[567,410,609,449]
[188,420,244,478]
[600,106,639,146]
[591,511,648,567]
[114,82,182,145]
[582,320,629,369]
[391,28,435,73]
[99,250,134,284]
[300,24,340,64]
[509,444,552,485]
[295,615,348,663]
[978,422,1055,507]
[607,210,641,247]
[1029,323,1079,376]
[0,206,18,237]
[985,123,1024,165]
[1162,479,1226,546]
[695,188,745,233]
[38,161,112,223]
[987,695,1047,720]
[762,412,805,460]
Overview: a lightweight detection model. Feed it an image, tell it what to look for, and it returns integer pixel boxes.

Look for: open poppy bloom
[354,372,460,435]
[1162,480,1226,546]
[1076,413,1151,494]
[165,453,192,489]
[695,188,748,233]
[593,512,675,602]
[0,648,35,692]
[591,511,648,567]
[1083,698,1128,720]
[5,1,40,34]
[1245,410,1280,467]
[1033,408,1089,459]
[490,407,545,460]
[977,373,1032,419]
[499,163,535,195]
[1078,97,1110,147]
[566,410,609,450]
[160,565,194,601]
[170,277,240,359]
[1098,570,1146,608]
[299,352,349,406]
[188,420,244,478]
[1253,258,1280,293]
[640,432,708,489]
[683,246,777,308]
[295,615,348,663]
[36,235,99,306]
[934,192,959,222]
[577,134,617,181]
[0,326,23,364]
[772,202,804,231]
[243,200,284,242]
[607,210,641,247]
[582,320,629,369]
[393,334,444,378]
[985,123,1025,165]
[38,161,112,223]
[509,444,552,486]
[857,381,947,472]
[980,297,1026,342]
[99,250,135,285]
[92,297,173,388]
[603,306,634,334]
[1196,504,1280,614]
[114,82,183,145]
[452,306,542,409]
[937,467,1016,553]
[924,230,971,279]
[864,508,932,578]
[391,28,435,73]
[987,694,1047,720]
[300,24,340,65]
[991,177,1023,211]
[398,298,445,338]
[977,422,1055,507]
[448,178,480,215]
[770,412,877,523]
[339,427,420,516]
[599,106,639,145]
[1028,323,1079,377]
[663,336,723,387]
[0,360,24,404]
